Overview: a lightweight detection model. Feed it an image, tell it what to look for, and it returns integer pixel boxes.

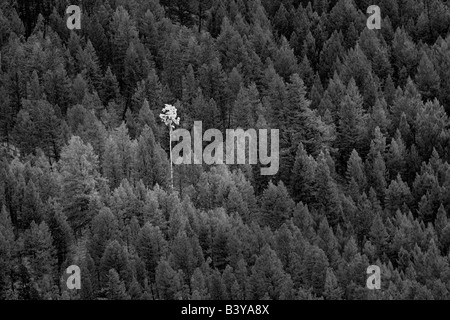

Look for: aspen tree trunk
[169,125,173,191]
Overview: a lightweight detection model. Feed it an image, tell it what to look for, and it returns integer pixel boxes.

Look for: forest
[1,0,450,300]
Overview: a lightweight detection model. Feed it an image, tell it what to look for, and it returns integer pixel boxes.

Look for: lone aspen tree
[160,104,180,190]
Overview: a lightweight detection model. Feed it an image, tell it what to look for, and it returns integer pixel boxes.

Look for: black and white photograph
[1,0,450,309]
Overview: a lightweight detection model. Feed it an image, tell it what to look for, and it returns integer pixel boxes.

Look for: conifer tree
[290,143,317,203]
[101,66,121,105]
[337,78,367,166]
[415,51,440,101]
[20,221,57,296]
[260,181,295,230]
[106,269,129,300]
[102,123,136,188]
[249,245,287,300]
[137,99,159,140]
[319,30,344,80]
[134,125,169,189]
[46,201,73,270]
[137,223,168,282]
[0,206,14,299]
[274,37,298,81]
[88,207,120,269]
[346,149,367,193]
[59,136,101,236]
[42,64,71,114]
[155,259,181,300]
[370,213,389,256]
[100,240,131,286]
[324,268,342,300]
[314,152,343,227]
[303,244,329,296]
[13,99,66,163]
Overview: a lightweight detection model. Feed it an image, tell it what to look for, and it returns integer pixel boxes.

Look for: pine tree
[42,64,71,114]
[314,152,343,227]
[18,180,43,230]
[67,105,107,163]
[260,181,295,230]
[12,99,66,163]
[136,222,168,282]
[319,30,344,80]
[59,136,101,236]
[249,245,288,299]
[369,213,389,256]
[359,28,392,81]
[155,259,181,300]
[106,269,129,300]
[324,268,342,300]
[415,99,449,160]
[392,28,419,81]
[385,174,413,215]
[134,125,169,189]
[171,230,198,279]
[298,55,314,89]
[309,73,324,110]
[137,99,159,140]
[216,18,247,72]
[46,201,73,270]
[26,70,42,100]
[290,143,317,203]
[303,244,329,296]
[415,51,440,101]
[293,202,316,242]
[435,204,448,244]
[274,37,298,81]
[233,85,255,129]
[72,73,88,105]
[337,78,367,167]
[77,40,102,92]
[123,41,151,103]
[316,218,340,267]
[384,74,396,106]
[369,98,390,136]
[129,277,143,300]
[101,67,121,105]
[162,40,184,100]
[198,58,228,129]
[102,123,136,188]
[110,6,138,88]
[212,225,229,271]
[0,206,14,299]
[324,72,346,119]
[339,44,377,107]
[346,149,367,193]
[88,207,120,268]
[191,267,209,299]
[391,78,422,128]
[303,31,317,67]
[20,221,57,296]
[386,132,407,180]
[0,86,13,147]
[100,240,131,287]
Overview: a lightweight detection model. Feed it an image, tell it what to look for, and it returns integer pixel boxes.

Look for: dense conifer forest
[1,0,450,300]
